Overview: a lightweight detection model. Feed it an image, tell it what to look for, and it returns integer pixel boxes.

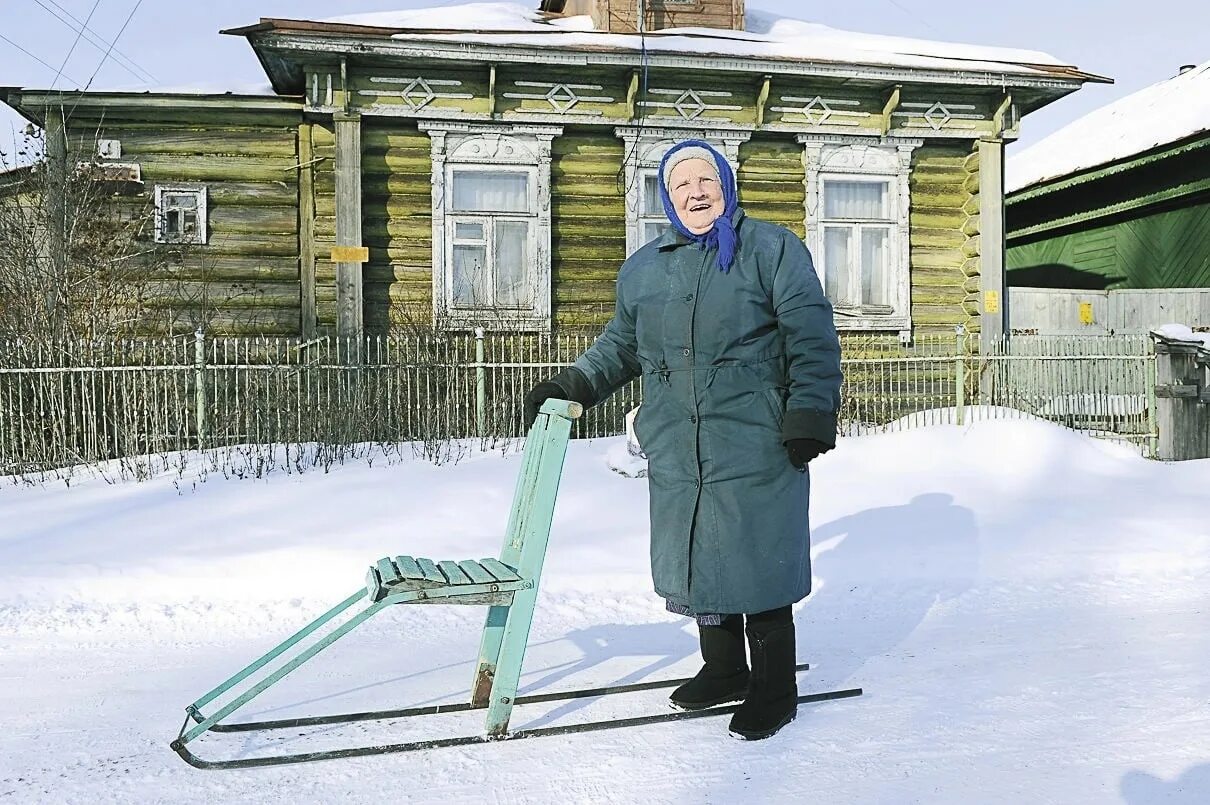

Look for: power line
[32,0,156,84]
[878,0,945,37]
[50,0,104,92]
[80,0,145,92]
[0,30,82,86]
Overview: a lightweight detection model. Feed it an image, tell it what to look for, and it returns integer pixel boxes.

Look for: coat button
[683,294,694,302]
[689,415,698,424]
[682,348,691,356]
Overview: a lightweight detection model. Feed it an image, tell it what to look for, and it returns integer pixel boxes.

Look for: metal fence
[0,331,1156,481]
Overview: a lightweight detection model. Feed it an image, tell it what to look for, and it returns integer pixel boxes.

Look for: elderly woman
[524,139,842,740]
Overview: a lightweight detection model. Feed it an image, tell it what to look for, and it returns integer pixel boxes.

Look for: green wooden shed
[2,1,1104,348]
[1006,60,1210,291]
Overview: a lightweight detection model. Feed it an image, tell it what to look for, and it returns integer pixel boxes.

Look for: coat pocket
[760,387,787,429]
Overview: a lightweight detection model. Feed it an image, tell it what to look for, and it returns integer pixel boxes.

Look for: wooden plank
[299,121,318,339]
[479,558,522,582]
[458,560,496,585]
[334,112,364,338]
[394,555,425,580]
[438,560,473,586]
[377,557,401,584]
[415,557,446,584]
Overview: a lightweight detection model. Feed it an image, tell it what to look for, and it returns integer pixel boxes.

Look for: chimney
[543,1,746,34]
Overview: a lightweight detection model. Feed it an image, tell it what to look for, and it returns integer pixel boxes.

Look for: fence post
[1145,350,1159,460]
[194,326,208,450]
[954,326,966,426]
[1151,331,1210,461]
[475,327,486,437]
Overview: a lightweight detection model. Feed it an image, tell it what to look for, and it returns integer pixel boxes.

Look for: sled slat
[479,558,521,583]
[458,561,495,585]
[438,561,473,586]
[415,558,445,584]
[377,558,401,585]
[394,555,424,581]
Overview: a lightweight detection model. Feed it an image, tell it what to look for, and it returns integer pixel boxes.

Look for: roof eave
[3,89,303,125]
[1008,132,1210,202]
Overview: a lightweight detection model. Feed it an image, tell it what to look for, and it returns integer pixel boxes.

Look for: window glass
[824,180,888,219]
[494,221,530,308]
[823,225,852,305]
[452,171,529,212]
[451,244,487,307]
[861,228,889,306]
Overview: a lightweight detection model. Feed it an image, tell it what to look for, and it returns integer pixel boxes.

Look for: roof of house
[222,2,1103,83]
[1007,60,1210,194]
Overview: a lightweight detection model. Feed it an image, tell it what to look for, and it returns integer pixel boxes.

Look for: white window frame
[799,135,921,333]
[154,184,207,245]
[445,164,539,313]
[616,127,750,256]
[818,174,896,314]
[419,122,562,331]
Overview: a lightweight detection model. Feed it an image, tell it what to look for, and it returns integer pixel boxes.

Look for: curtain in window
[452,171,529,213]
[823,226,853,306]
[861,228,888,306]
[642,173,663,215]
[494,221,530,307]
[452,243,488,307]
[824,180,887,220]
[643,220,666,245]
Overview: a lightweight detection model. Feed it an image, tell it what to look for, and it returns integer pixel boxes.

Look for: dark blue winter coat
[572,208,842,614]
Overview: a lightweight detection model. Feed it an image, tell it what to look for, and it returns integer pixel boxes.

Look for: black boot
[729,607,797,740]
[669,615,749,710]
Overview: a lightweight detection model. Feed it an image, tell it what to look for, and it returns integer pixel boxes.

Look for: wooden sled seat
[365,555,529,604]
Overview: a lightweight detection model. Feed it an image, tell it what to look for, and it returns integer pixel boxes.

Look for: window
[448,170,534,310]
[799,136,921,332]
[154,185,207,244]
[421,122,561,331]
[820,179,893,313]
[639,171,667,247]
[616,127,749,256]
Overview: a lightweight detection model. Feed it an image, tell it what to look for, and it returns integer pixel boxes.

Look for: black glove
[523,381,569,430]
[785,438,831,470]
[522,367,596,430]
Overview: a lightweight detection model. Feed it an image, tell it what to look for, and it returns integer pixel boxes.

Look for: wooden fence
[0,332,1157,481]
[1010,288,1210,335]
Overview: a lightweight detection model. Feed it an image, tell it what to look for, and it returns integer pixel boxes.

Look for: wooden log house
[1,0,1106,351]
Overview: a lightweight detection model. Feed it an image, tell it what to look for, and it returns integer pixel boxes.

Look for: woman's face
[668,158,724,235]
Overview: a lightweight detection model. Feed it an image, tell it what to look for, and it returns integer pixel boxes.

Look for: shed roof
[1007,60,1210,194]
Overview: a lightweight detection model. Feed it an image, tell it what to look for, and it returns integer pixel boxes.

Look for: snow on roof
[326,3,1073,77]
[1007,60,1210,193]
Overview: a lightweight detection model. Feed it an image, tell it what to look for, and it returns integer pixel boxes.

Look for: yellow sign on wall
[330,245,369,263]
[1079,302,1096,325]
[984,290,1000,314]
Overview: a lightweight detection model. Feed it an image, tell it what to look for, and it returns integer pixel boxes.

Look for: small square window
[155,185,207,245]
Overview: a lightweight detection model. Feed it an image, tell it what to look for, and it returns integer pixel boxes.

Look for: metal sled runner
[171,398,862,768]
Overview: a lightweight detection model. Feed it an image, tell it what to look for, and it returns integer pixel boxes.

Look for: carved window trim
[419,122,562,331]
[798,134,922,333]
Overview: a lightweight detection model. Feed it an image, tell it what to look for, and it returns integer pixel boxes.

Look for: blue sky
[1,0,1207,165]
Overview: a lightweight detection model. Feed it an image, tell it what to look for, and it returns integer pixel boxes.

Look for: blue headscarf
[658,139,740,273]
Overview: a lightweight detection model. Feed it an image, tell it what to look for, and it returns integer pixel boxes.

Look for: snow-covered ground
[2,420,1208,803]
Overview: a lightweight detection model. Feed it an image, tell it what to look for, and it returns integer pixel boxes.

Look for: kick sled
[171,398,862,768]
